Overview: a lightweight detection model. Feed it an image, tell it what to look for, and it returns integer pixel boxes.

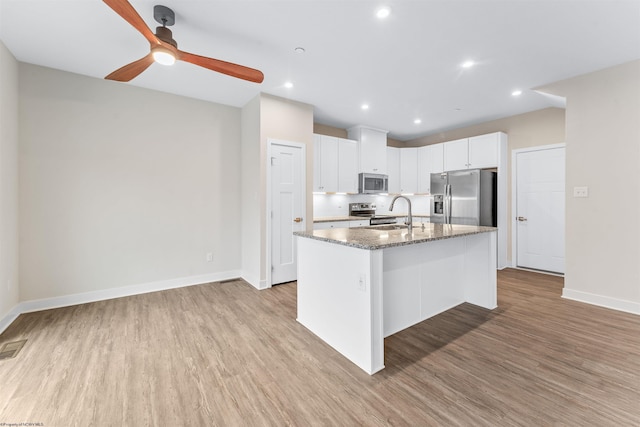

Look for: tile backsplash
[313,194,431,218]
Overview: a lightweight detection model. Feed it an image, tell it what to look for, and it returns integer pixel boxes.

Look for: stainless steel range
[349,202,397,226]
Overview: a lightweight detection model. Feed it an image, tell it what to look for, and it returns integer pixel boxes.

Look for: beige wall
[538,60,640,312]
[240,95,262,287]
[0,40,19,323]
[18,64,243,301]
[313,123,347,139]
[404,107,565,148]
[259,94,314,286]
[313,123,404,146]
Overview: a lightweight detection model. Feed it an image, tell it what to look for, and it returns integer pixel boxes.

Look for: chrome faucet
[389,195,412,234]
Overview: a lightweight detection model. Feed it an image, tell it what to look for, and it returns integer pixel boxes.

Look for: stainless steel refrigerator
[430,169,497,226]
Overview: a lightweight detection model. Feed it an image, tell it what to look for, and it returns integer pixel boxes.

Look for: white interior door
[270,142,305,285]
[515,146,565,273]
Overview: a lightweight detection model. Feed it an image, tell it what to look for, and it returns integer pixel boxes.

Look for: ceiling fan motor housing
[155,26,177,48]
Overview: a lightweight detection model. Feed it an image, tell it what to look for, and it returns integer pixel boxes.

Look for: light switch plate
[573,186,589,198]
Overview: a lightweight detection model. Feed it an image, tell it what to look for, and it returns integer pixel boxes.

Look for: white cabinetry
[468,133,500,169]
[443,138,470,171]
[349,220,369,228]
[399,147,418,193]
[313,221,344,230]
[443,133,501,171]
[347,126,389,174]
[313,220,369,230]
[338,139,358,193]
[387,147,400,194]
[313,134,358,193]
[313,134,338,192]
[417,144,444,194]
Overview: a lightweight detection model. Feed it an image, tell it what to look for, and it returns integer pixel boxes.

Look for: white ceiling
[1,0,639,141]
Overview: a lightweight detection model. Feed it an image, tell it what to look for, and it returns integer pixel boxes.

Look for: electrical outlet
[206,253,213,262]
[358,275,366,291]
[573,186,589,198]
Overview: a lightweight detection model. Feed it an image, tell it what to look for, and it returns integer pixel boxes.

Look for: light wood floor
[1,269,638,426]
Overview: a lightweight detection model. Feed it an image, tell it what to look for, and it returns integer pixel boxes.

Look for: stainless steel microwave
[358,173,388,194]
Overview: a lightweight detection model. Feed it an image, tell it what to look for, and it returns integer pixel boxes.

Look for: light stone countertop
[295,223,496,250]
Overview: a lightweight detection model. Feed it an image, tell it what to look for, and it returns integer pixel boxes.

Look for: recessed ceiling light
[414,119,422,124]
[461,60,475,69]
[284,81,294,89]
[361,104,370,110]
[376,7,391,19]
[294,47,306,54]
[512,90,523,96]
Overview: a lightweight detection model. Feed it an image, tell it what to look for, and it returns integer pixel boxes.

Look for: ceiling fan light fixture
[152,46,176,66]
[376,6,391,19]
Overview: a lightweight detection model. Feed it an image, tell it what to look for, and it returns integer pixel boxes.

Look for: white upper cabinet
[443,138,470,171]
[313,134,338,192]
[443,133,502,171]
[313,134,358,193]
[347,126,388,174]
[387,147,400,194]
[468,133,500,169]
[417,143,443,194]
[399,147,418,193]
[337,138,358,193]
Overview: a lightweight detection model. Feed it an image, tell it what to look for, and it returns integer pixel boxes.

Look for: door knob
[294,217,303,223]
[517,216,527,222]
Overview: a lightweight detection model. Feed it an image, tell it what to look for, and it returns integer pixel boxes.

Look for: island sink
[363,224,408,231]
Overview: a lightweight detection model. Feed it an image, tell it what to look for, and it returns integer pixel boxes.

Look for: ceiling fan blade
[103,0,159,45]
[177,50,264,83]
[105,53,154,82]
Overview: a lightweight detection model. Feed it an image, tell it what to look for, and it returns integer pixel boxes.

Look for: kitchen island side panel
[464,231,497,309]
[296,237,384,374]
[382,231,497,337]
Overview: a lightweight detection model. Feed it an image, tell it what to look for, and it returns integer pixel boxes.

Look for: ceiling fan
[102,0,264,83]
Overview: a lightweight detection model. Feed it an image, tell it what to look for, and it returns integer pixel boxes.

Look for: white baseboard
[562,288,640,315]
[0,305,22,337]
[0,269,243,335]
[240,273,269,290]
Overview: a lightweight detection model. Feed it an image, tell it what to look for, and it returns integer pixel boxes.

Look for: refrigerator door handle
[445,184,451,224]
[448,185,452,224]
[443,185,447,224]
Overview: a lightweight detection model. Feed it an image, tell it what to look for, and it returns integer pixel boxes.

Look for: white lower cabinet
[349,220,369,227]
[313,221,345,230]
[313,219,371,230]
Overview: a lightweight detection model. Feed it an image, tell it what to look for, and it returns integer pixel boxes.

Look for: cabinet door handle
[517,216,527,222]
[294,217,303,223]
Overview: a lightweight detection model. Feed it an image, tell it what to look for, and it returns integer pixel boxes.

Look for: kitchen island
[294,223,497,374]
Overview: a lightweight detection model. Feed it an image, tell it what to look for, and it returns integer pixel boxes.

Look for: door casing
[511,143,566,272]
[266,138,307,287]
